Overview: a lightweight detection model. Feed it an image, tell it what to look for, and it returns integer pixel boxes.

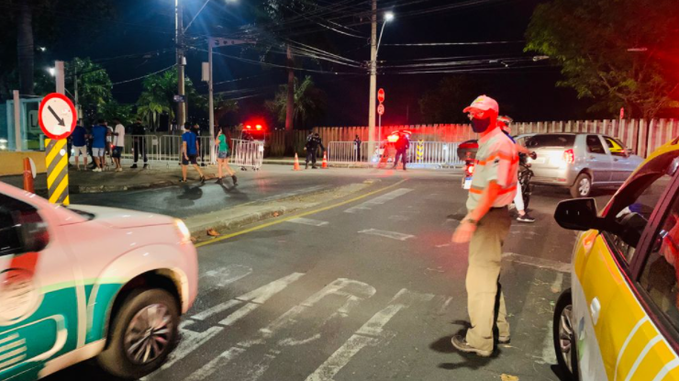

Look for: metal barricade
[328,140,465,168]
[232,139,264,170]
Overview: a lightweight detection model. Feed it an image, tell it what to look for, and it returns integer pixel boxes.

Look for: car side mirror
[554,198,605,231]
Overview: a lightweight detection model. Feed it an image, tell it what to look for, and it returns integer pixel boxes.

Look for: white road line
[539,321,557,364]
[287,217,330,227]
[551,273,564,294]
[358,229,415,241]
[151,273,306,378]
[193,272,305,321]
[502,252,570,273]
[344,188,413,213]
[305,289,433,381]
[201,264,253,293]
[185,278,376,381]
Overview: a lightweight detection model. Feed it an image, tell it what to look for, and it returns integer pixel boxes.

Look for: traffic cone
[23,158,34,193]
[293,153,301,171]
[322,152,328,169]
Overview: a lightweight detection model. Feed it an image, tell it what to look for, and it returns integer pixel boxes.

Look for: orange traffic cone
[322,152,328,169]
[293,153,301,171]
[23,158,34,193]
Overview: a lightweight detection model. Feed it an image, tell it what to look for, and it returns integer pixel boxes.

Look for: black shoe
[179,179,188,183]
[312,165,318,169]
[200,176,206,185]
[232,175,238,186]
[305,163,309,169]
[130,164,138,169]
[517,214,536,223]
[216,178,223,184]
[143,164,149,169]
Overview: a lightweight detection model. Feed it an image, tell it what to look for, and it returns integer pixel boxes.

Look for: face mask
[471,117,491,133]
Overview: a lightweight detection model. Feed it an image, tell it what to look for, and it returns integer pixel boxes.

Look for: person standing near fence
[392,133,410,170]
[131,118,148,169]
[111,119,126,172]
[192,123,206,167]
[91,119,110,172]
[216,127,238,186]
[181,124,206,184]
[71,120,88,171]
[354,135,361,162]
[451,95,518,357]
[304,133,325,169]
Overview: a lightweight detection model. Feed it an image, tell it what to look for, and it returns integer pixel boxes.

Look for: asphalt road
[47,168,614,381]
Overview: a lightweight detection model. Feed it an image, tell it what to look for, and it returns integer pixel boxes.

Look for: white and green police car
[0,182,198,380]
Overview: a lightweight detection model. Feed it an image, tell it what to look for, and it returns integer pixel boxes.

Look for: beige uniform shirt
[466,127,519,212]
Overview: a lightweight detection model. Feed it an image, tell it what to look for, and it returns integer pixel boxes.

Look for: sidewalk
[0,163,222,195]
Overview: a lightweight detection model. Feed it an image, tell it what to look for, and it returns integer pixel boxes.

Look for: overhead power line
[382,40,525,47]
[111,64,176,86]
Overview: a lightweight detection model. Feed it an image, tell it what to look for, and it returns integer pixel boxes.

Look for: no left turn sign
[38,93,77,140]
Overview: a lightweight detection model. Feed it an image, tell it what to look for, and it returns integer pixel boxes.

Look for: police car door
[0,193,80,380]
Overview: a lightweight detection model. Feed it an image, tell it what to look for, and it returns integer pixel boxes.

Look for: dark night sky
[44,0,600,127]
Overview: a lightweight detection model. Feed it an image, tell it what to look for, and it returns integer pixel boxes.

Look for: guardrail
[327,140,464,168]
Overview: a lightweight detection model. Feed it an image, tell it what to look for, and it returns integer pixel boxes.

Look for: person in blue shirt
[71,120,89,170]
[181,124,205,184]
[91,119,110,172]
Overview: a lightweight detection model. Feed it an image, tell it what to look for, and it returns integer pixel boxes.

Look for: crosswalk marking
[200,264,252,293]
[305,289,433,381]
[358,229,415,241]
[287,217,330,227]
[344,188,413,213]
[184,278,377,381]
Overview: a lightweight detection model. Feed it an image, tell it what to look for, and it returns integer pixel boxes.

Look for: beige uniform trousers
[465,207,512,352]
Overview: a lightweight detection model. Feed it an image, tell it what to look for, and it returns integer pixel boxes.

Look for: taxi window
[0,194,38,256]
[603,173,673,262]
[639,194,679,332]
[604,136,628,157]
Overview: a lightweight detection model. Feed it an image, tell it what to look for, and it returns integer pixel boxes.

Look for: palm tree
[266,75,326,129]
[136,70,205,130]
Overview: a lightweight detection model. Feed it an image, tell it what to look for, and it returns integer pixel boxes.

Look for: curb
[187,205,298,237]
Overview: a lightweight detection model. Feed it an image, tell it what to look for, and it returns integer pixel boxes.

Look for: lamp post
[368,9,394,162]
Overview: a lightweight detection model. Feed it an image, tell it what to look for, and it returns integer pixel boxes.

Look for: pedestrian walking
[91,119,110,172]
[392,133,410,170]
[111,118,126,172]
[71,120,88,170]
[215,127,238,186]
[130,118,148,169]
[304,133,325,169]
[181,124,205,184]
[105,122,114,167]
[192,123,207,167]
[451,95,519,357]
[354,135,362,161]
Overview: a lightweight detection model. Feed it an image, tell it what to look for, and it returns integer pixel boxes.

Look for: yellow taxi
[553,137,679,380]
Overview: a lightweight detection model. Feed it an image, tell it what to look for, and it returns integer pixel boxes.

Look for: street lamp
[377,12,394,56]
[368,11,394,161]
[47,67,56,77]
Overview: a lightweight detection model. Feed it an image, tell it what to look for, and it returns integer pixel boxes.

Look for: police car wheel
[97,288,179,379]
[553,289,579,380]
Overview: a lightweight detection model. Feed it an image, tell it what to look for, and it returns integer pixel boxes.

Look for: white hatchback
[0,182,198,380]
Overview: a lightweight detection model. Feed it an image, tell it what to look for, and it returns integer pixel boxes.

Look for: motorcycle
[518,152,537,210]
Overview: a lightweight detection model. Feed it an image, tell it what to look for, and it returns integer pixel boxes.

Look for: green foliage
[419,77,479,124]
[136,70,205,130]
[525,0,679,119]
[68,58,113,115]
[99,100,134,125]
[265,75,326,129]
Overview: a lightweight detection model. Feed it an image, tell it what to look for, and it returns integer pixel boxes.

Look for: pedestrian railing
[328,140,465,168]
[122,135,216,168]
[231,139,264,170]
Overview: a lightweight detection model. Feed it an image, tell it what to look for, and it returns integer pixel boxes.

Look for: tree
[100,100,133,125]
[419,77,481,124]
[214,95,239,126]
[0,0,113,96]
[68,58,113,118]
[526,0,679,120]
[136,70,205,131]
[265,75,326,129]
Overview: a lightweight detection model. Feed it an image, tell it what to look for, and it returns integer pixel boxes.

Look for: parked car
[0,182,198,380]
[515,133,643,198]
[552,137,679,380]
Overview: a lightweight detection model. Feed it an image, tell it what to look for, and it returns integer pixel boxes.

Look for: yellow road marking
[196,179,408,248]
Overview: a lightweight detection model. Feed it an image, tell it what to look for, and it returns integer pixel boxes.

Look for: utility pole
[55,61,65,95]
[208,38,215,163]
[176,0,186,130]
[368,0,377,160]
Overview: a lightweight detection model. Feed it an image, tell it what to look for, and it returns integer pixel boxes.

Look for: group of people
[178,123,237,186]
[70,118,141,172]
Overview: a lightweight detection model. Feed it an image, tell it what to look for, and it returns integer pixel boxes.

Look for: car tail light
[174,219,192,244]
[563,149,575,164]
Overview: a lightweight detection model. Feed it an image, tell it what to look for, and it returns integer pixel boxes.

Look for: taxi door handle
[590,297,601,325]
